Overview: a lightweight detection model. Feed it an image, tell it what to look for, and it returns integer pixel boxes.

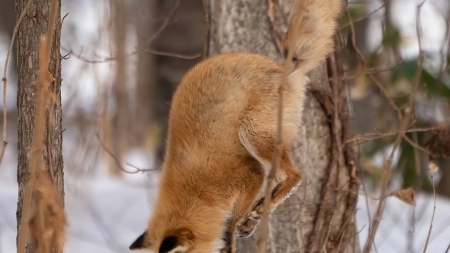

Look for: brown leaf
[425,125,450,159]
[391,187,416,206]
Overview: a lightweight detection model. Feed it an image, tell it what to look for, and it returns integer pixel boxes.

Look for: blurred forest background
[0,0,450,252]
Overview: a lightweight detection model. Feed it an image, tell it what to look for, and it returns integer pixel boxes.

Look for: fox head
[129,220,230,253]
[129,186,233,253]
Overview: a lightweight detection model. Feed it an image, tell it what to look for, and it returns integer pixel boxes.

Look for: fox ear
[159,236,180,253]
[159,228,194,253]
[130,231,148,250]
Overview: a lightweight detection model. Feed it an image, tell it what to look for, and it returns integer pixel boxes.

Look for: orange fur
[283,0,344,74]
[130,0,344,252]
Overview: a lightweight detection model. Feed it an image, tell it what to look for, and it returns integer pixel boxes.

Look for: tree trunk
[105,0,130,176]
[130,0,157,151]
[208,0,360,252]
[131,0,168,164]
[132,0,206,165]
[16,0,64,252]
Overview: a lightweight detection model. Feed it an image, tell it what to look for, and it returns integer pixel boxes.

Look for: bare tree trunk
[130,0,157,151]
[132,0,206,165]
[16,0,64,252]
[131,0,168,164]
[106,0,130,176]
[208,0,360,252]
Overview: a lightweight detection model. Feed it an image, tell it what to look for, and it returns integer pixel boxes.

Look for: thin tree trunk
[16,0,64,252]
[107,0,130,176]
[208,0,360,252]
[131,0,168,164]
[131,0,157,150]
[133,0,206,165]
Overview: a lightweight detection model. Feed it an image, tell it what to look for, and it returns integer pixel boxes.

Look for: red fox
[130,0,343,252]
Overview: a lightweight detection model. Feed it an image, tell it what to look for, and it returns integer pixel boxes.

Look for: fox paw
[236,216,260,238]
[236,198,267,238]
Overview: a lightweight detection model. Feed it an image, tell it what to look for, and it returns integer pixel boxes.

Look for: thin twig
[144,49,201,59]
[61,45,200,63]
[256,55,287,253]
[356,141,374,237]
[445,242,450,253]
[344,125,450,144]
[340,0,387,29]
[202,0,211,58]
[61,46,138,63]
[59,0,182,65]
[402,133,430,154]
[345,4,403,125]
[362,1,426,251]
[125,162,158,172]
[422,173,436,253]
[146,0,181,45]
[95,133,156,174]
[0,0,33,166]
[256,20,293,253]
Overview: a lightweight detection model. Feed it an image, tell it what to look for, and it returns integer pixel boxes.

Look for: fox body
[131,53,305,252]
[130,0,343,252]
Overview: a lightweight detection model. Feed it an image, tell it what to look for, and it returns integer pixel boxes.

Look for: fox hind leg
[236,127,302,237]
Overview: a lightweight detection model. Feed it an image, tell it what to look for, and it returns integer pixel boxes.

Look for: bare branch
[362,1,427,251]
[146,0,181,45]
[143,49,201,59]
[95,133,157,174]
[422,169,437,253]
[340,0,387,29]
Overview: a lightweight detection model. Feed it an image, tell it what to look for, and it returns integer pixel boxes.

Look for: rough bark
[16,0,64,252]
[208,0,360,252]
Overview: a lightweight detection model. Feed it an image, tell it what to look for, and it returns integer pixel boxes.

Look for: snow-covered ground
[0,175,153,253]
[357,191,450,252]
[1,169,450,253]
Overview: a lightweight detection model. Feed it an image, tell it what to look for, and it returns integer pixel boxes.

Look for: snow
[63,177,156,253]
[1,166,450,252]
[0,172,158,253]
[356,190,450,252]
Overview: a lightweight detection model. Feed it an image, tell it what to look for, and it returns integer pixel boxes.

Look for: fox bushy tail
[283,0,344,73]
